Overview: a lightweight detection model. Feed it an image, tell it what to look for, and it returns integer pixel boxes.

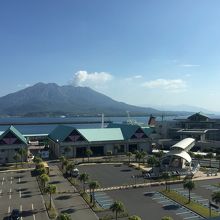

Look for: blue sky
[1,0,220,111]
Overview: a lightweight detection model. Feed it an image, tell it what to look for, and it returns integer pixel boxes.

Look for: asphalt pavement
[0,170,48,220]
[49,165,98,220]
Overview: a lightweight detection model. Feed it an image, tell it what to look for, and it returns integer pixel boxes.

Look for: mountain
[149,104,220,115]
[0,83,164,117]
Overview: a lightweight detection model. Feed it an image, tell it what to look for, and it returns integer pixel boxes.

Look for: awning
[163,150,192,163]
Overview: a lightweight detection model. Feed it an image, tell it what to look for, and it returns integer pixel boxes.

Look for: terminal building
[0,126,28,164]
[48,123,154,158]
[156,112,220,151]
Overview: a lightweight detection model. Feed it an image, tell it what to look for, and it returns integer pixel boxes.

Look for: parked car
[10,209,21,220]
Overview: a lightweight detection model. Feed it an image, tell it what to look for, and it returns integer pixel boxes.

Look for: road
[0,170,48,220]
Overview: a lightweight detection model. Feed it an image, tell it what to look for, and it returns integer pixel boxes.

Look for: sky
[1,0,220,111]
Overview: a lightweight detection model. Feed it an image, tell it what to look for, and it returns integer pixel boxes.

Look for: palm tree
[206,152,214,168]
[13,154,20,168]
[57,213,71,220]
[162,172,170,191]
[147,156,158,168]
[126,152,133,164]
[110,201,125,220]
[135,151,142,167]
[18,148,27,166]
[33,156,43,164]
[212,191,220,204]
[129,215,141,220]
[85,149,93,162]
[63,159,69,174]
[40,173,50,190]
[141,151,147,164]
[183,180,195,203]
[66,162,75,178]
[194,154,203,164]
[59,156,66,169]
[89,181,100,206]
[46,184,56,209]
[64,146,71,158]
[79,173,89,192]
[161,216,173,220]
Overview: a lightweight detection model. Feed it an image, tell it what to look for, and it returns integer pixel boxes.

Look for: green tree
[141,151,147,164]
[212,191,220,204]
[57,213,71,220]
[110,201,125,220]
[135,151,142,167]
[147,156,158,168]
[59,156,66,169]
[126,152,133,164]
[89,181,100,206]
[45,184,56,209]
[85,149,93,162]
[63,159,69,174]
[162,172,170,191]
[194,154,203,164]
[183,180,195,203]
[64,146,72,157]
[40,173,50,190]
[66,162,75,178]
[161,216,173,220]
[33,156,43,164]
[79,173,89,192]
[18,148,27,167]
[13,154,20,168]
[206,152,214,168]
[129,215,141,220]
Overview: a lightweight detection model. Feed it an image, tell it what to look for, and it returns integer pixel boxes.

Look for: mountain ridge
[0,83,167,117]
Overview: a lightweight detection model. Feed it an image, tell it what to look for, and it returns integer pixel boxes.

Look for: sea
[0,115,178,136]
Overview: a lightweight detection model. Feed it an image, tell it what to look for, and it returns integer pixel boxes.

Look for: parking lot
[78,163,145,188]
[77,163,220,219]
[0,170,48,220]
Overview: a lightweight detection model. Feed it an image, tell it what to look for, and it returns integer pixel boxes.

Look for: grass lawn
[161,190,219,218]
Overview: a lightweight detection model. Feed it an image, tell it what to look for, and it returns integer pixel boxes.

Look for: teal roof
[0,125,27,144]
[107,123,151,139]
[49,125,75,142]
[141,126,155,136]
[78,128,124,142]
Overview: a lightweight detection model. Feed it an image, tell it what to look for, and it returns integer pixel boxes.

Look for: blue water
[0,116,177,135]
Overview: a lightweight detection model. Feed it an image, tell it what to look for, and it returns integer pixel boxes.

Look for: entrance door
[90,146,104,156]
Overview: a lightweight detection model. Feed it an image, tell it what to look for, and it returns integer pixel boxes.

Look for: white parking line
[8,205,10,214]
[10,177,13,184]
[0,189,2,196]
[20,205,23,220]
[19,188,21,198]
[19,177,21,183]
[184,216,199,219]
[32,204,36,220]
[176,211,191,215]
[9,188,12,199]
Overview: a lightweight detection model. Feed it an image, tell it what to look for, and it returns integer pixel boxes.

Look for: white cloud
[72,70,113,87]
[142,78,187,91]
[125,75,143,81]
[179,64,200,67]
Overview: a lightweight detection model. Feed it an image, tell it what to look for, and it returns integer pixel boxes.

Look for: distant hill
[0,83,166,117]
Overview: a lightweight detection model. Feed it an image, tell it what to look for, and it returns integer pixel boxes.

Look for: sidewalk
[49,165,98,220]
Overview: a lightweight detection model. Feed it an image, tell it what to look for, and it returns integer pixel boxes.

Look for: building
[0,126,28,164]
[167,112,220,151]
[48,124,154,158]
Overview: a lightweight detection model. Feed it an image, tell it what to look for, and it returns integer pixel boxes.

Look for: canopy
[164,150,192,163]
